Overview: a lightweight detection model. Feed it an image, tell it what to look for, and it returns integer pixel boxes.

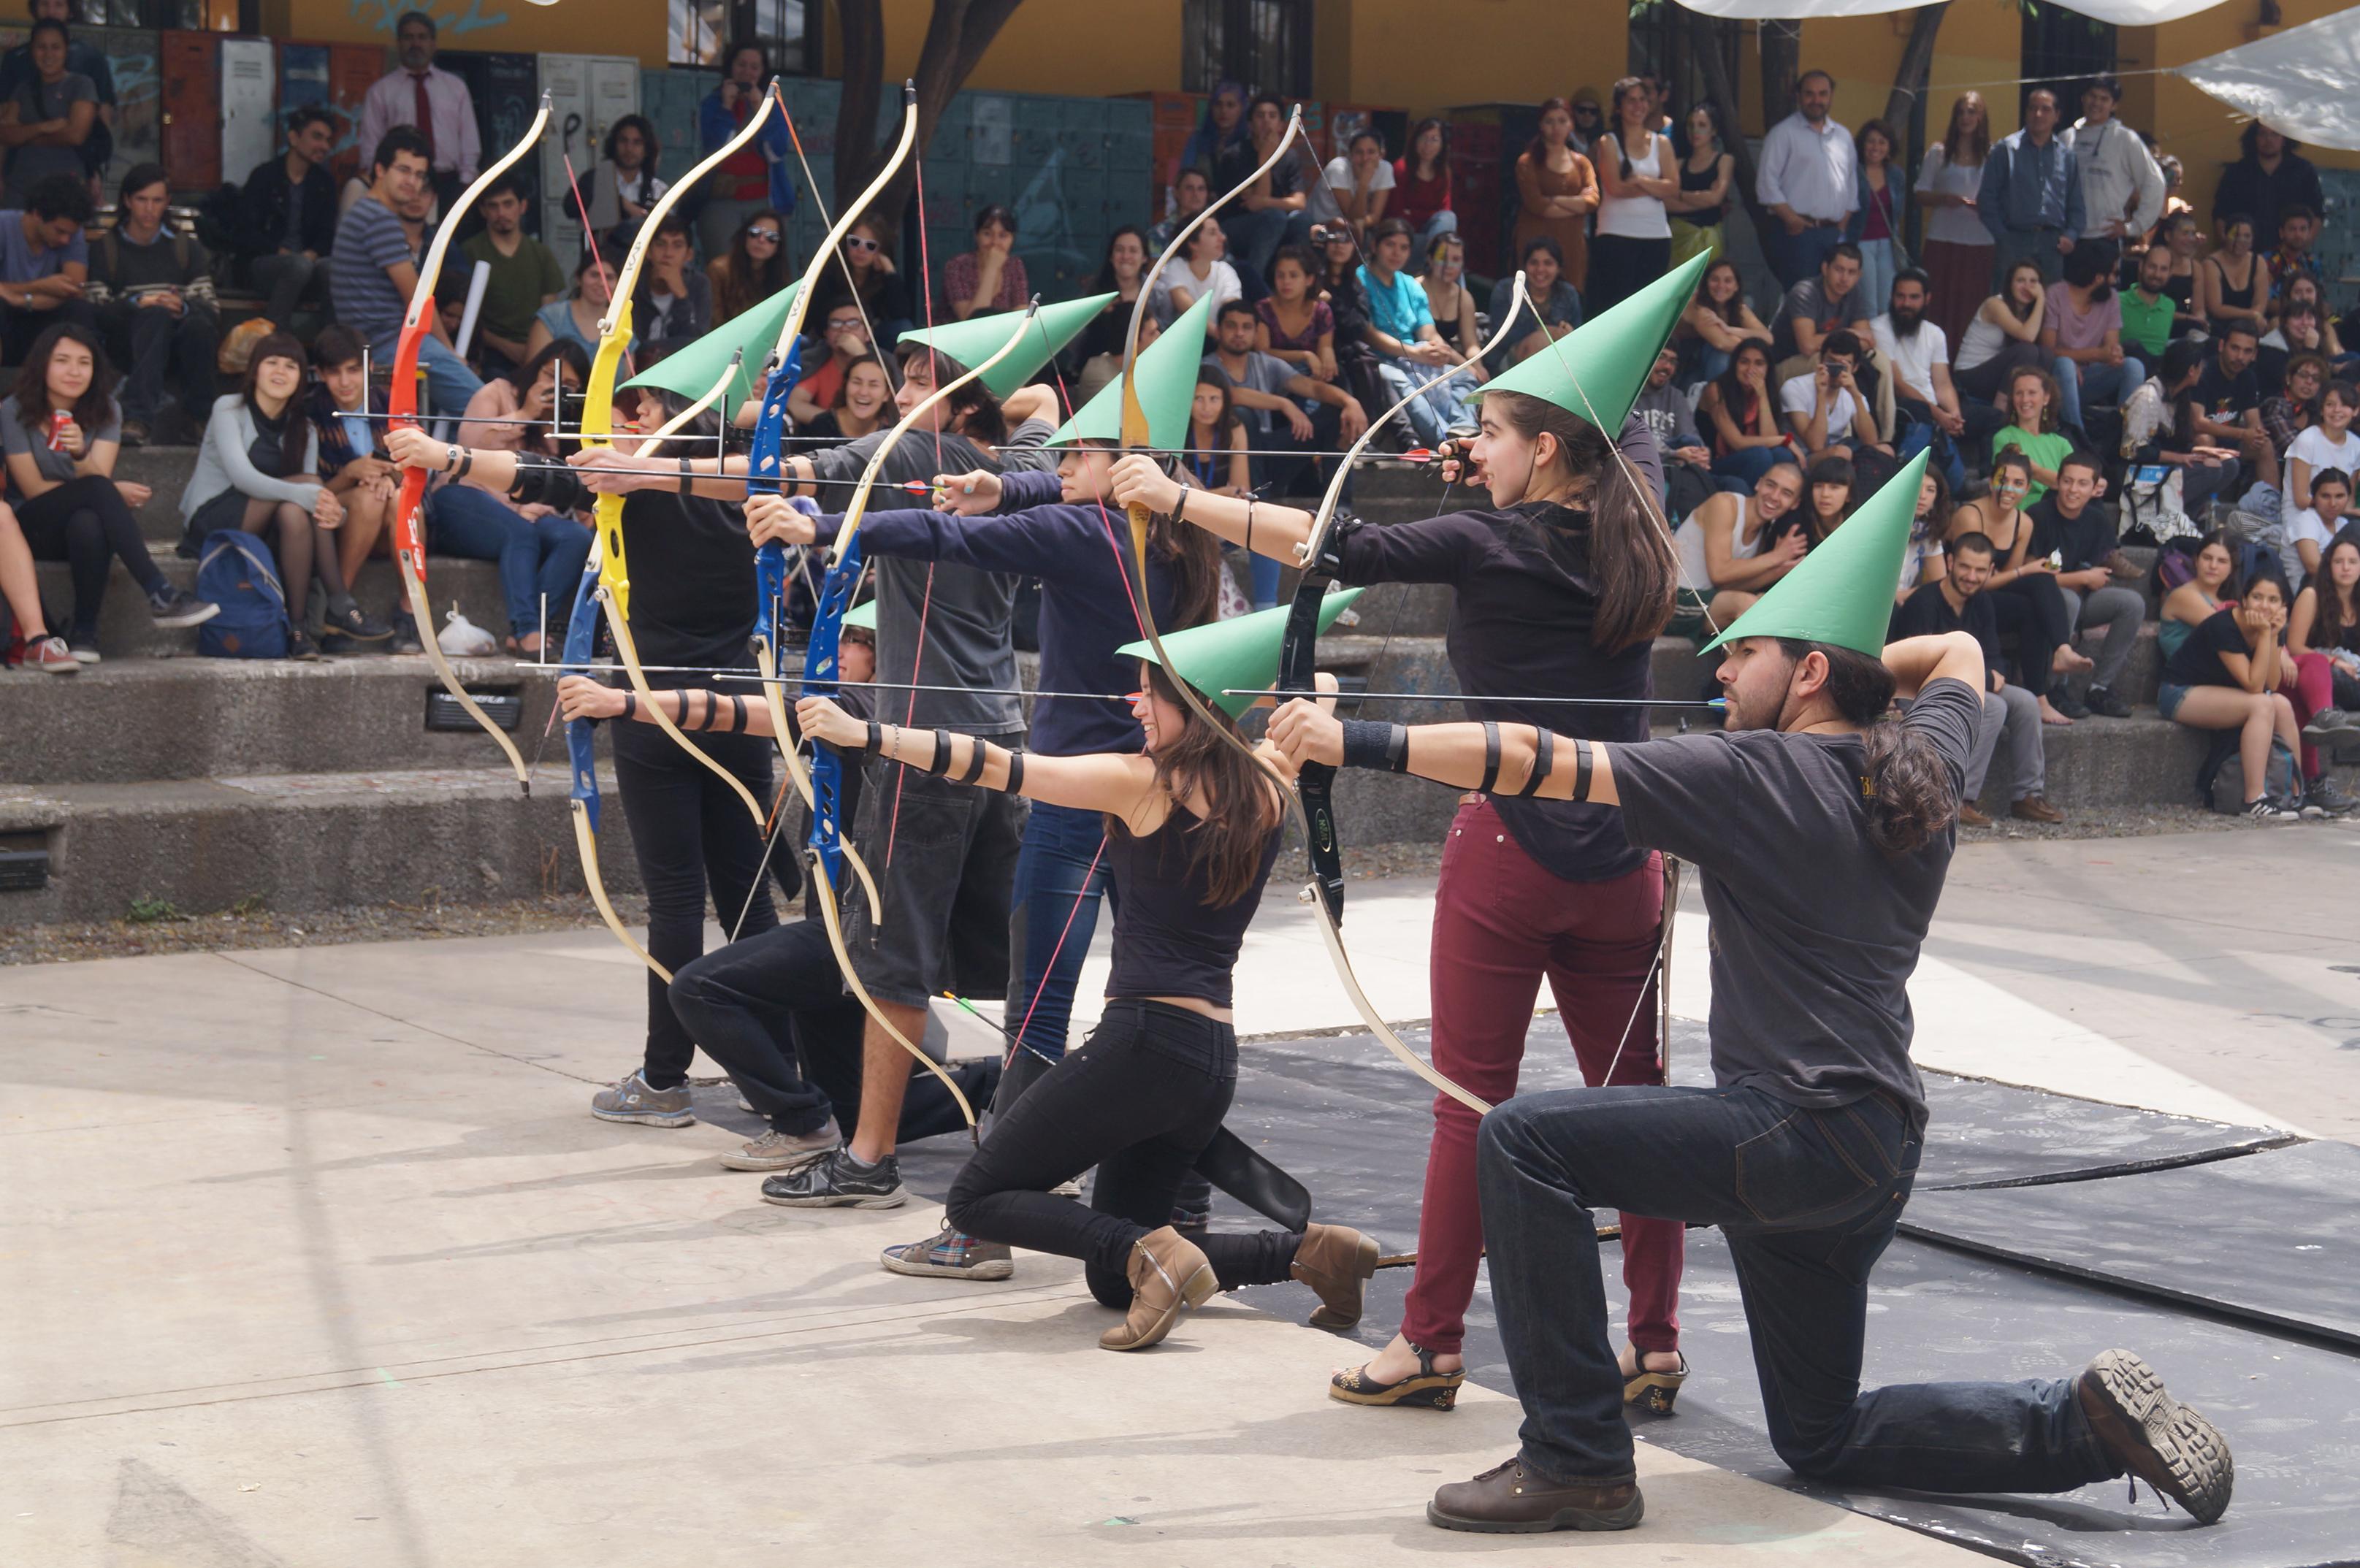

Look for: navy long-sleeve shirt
[814,467,1179,757]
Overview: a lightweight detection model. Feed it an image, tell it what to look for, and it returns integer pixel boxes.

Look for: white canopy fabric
[2174,7,2360,150]
[1673,0,2230,24]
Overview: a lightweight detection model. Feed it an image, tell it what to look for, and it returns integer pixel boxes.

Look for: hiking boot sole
[589,1105,695,1128]
[761,1185,907,1210]
[2079,1349,2232,1525]
[1424,1491,1644,1534]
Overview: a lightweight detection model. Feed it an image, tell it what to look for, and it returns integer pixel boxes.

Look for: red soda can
[45,409,69,451]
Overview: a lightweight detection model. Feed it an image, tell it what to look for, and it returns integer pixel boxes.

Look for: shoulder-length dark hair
[1942,92,1990,167]
[1695,257,1746,327]
[2311,533,2360,651]
[1405,117,1449,181]
[1191,364,1242,441]
[12,320,117,437]
[1712,338,1772,425]
[1091,225,1150,292]
[1525,97,1576,166]
[509,337,591,398]
[1803,454,1857,545]
[603,113,659,177]
[1481,389,1675,653]
[896,344,1006,445]
[717,207,790,321]
[241,331,313,475]
[1117,657,1284,909]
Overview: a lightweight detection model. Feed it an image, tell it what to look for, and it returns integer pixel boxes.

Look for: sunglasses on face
[746,227,779,242]
[845,235,880,253]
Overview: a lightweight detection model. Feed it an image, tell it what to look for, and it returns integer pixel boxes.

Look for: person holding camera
[1780,330,1885,461]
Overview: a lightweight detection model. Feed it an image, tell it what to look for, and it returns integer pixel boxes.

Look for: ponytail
[1778,639,1958,855]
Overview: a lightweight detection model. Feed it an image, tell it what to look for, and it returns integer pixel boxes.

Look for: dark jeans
[609,718,776,1087]
[1,297,95,363]
[426,483,595,637]
[946,998,1300,1307]
[1249,399,1343,502]
[1992,571,2077,700]
[1764,222,1843,290]
[14,473,164,640]
[248,250,326,326]
[669,917,988,1143]
[109,306,218,427]
[1896,394,2007,492]
[1004,799,1112,1066]
[1479,1083,2124,1492]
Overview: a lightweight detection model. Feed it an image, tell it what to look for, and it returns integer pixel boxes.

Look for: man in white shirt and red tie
[358,11,478,218]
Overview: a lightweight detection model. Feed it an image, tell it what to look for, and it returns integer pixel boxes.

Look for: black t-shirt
[614,492,755,677]
[1889,583,2001,685]
[2193,359,2261,424]
[2164,605,2251,688]
[1610,676,1983,1130]
[2026,494,2119,572]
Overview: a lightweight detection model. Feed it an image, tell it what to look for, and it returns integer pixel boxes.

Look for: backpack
[2201,732,2300,812]
[194,532,289,659]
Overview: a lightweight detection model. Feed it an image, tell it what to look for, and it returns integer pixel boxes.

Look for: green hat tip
[1115,589,1364,719]
[842,597,877,632]
[1476,249,1711,432]
[620,282,801,410]
[899,292,1115,398]
[1700,450,1929,659]
[1046,293,1213,449]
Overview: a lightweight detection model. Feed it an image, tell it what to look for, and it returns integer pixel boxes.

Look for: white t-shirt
[2285,424,2360,520]
[1325,154,1394,194]
[2284,505,2345,584]
[1150,257,1240,329]
[1780,369,1860,442]
[1871,314,1950,402]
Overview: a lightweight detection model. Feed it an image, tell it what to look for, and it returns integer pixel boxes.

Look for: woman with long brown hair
[1109,278,1692,1414]
[1591,76,1676,313]
[1513,96,1597,294]
[1915,93,1993,346]
[706,206,787,326]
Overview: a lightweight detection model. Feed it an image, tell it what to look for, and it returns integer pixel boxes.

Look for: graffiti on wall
[345,0,512,39]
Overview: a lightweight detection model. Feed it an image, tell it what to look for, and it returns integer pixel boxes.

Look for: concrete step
[115,443,202,543]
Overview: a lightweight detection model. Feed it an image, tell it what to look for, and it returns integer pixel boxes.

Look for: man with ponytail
[1270,451,2235,1537]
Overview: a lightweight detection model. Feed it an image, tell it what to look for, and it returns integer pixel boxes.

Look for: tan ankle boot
[1290,1223,1379,1328]
[1099,1225,1216,1351]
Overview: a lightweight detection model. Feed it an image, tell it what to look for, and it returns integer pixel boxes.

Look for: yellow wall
[1316,0,1627,116]
[1806,5,2021,142]
[270,0,667,60]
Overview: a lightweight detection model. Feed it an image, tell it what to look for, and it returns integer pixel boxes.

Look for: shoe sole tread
[2082,1349,2232,1525]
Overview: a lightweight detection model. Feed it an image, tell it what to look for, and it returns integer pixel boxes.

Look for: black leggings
[15,474,162,640]
[610,716,778,1087]
[947,998,1300,1307]
[1991,572,2077,698]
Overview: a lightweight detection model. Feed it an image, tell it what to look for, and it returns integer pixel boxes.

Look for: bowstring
[879,142,945,879]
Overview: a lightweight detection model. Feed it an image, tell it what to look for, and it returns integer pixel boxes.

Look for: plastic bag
[438,605,500,658]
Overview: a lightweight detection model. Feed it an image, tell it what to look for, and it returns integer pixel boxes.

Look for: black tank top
[1103,800,1282,1007]
[1680,156,1723,226]
[2212,256,2256,311]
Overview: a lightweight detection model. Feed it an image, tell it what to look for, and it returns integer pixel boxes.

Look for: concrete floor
[5,824,2348,1562]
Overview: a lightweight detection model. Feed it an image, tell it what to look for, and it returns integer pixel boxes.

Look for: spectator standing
[1779,329,1882,462]
[1419,232,1480,360]
[1991,365,2074,503]
[1847,120,1903,313]
[1567,87,1606,156]
[457,172,562,380]
[1701,338,1789,483]
[1915,93,1993,348]
[825,220,912,348]
[1890,530,2056,825]
[1755,69,1855,288]
[696,47,792,261]
[1590,76,1676,314]
[1486,235,1583,371]
[1952,258,2050,406]
[786,299,874,426]
[357,11,478,215]
[1150,217,1240,333]
[302,324,405,620]
[1256,243,1337,384]
[526,245,627,362]
[2158,570,2307,819]
[2028,450,2145,716]
[1393,118,1456,256]
[707,207,785,328]
[331,127,481,418]
[0,1,112,197]
[570,113,668,268]
[0,173,93,362]
[238,105,338,329]
[1357,216,1465,447]
[2040,244,2142,437]
[2198,215,2269,340]
[631,213,710,361]
[1322,129,1393,250]
[1674,255,1769,386]
[1512,98,1596,294]
[2061,77,2163,276]
[180,333,383,659]
[1978,89,2082,289]
[0,18,91,209]
[942,204,1028,322]
[87,163,217,448]
[1218,95,1313,283]
[1770,240,1869,365]
[2212,122,2323,242]
[2124,338,2247,529]
[4,321,210,657]
[1667,101,1733,268]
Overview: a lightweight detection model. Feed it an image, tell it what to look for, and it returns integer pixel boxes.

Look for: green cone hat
[622,283,802,413]
[1703,451,1928,657]
[1117,589,1362,719]
[1475,250,1709,432]
[1046,294,1213,448]
[898,292,1114,398]
[843,597,877,631]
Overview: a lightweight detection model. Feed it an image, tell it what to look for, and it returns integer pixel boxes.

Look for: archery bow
[389,91,551,791]
[578,82,784,830]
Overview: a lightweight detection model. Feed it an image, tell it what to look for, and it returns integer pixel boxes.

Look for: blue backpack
[195,532,289,659]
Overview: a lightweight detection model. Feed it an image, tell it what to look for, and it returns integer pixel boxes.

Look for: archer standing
[1269,453,2231,1536]
[1110,256,1706,1414]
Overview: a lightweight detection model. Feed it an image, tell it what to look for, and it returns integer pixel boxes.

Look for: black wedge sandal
[1623,1351,1689,1415]
[1329,1344,1466,1410]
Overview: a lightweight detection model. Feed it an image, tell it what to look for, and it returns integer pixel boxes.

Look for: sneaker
[2083,684,2133,719]
[2076,1349,2232,1525]
[589,1068,696,1127]
[2296,794,2330,821]
[761,1146,906,1208]
[67,638,100,665]
[286,627,321,661]
[881,1223,1014,1280]
[719,1126,840,1171]
[148,586,219,630]
[389,611,424,655]
[20,635,78,673]
[2051,690,2092,720]
[2245,796,2301,822]
[2305,775,2358,814]
[322,603,392,644]
[2300,708,2359,743]
[2010,795,2064,824]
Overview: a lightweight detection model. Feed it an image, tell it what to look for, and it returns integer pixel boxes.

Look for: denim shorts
[2157,680,2191,722]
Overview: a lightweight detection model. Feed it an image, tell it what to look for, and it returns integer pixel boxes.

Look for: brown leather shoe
[2011,794,2064,824]
[1427,1456,1643,1534]
[1957,803,1993,827]
[1099,1225,1216,1351]
[1290,1223,1379,1328]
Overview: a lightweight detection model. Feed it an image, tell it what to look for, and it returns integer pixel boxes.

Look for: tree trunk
[1758,18,1799,126]
[1884,2,1949,174]
[829,0,1026,260]
[1692,10,1771,237]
